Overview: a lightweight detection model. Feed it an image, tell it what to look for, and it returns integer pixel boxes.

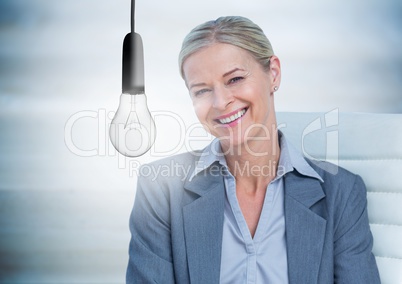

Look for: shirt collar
[189,131,323,183]
[189,138,224,181]
[277,131,323,182]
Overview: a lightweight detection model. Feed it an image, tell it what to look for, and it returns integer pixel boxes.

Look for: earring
[274,86,278,91]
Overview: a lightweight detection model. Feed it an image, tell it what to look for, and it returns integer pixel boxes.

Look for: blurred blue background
[0,0,401,282]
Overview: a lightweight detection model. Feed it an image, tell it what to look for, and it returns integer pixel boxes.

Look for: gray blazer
[126,151,380,283]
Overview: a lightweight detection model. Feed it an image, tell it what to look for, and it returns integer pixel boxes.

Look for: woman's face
[183,43,281,150]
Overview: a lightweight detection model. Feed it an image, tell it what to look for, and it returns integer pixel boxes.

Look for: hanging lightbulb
[109,2,156,157]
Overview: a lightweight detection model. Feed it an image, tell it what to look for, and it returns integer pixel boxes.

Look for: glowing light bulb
[109,32,156,157]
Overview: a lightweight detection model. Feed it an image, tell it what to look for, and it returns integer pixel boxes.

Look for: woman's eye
[228,77,244,84]
[194,89,210,96]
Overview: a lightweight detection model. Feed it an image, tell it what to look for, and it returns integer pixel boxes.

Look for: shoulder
[305,159,368,217]
[306,159,362,188]
[137,150,202,184]
[134,149,205,208]
[141,150,202,170]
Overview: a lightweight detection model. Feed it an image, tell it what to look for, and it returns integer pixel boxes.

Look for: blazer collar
[284,170,327,283]
[183,164,226,284]
[182,158,327,284]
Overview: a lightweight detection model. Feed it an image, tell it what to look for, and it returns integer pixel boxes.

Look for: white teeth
[219,109,246,124]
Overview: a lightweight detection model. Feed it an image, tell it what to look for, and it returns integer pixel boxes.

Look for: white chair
[277,111,402,284]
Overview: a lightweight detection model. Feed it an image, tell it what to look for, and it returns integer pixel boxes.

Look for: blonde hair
[179,16,274,79]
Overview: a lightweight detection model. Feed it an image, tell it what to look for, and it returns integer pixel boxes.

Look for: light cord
[131,0,135,32]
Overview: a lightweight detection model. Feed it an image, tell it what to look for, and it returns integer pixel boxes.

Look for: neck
[222,129,281,191]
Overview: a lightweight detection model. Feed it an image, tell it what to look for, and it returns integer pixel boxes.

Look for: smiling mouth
[217,108,247,124]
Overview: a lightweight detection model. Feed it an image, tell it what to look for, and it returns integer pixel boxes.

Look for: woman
[126,16,380,283]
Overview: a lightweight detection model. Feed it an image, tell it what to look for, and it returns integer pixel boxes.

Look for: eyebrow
[189,82,207,90]
[188,68,245,90]
[223,68,244,78]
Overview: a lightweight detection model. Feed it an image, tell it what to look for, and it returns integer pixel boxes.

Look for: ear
[269,56,281,92]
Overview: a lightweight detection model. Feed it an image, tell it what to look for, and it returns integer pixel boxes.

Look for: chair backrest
[277,111,402,284]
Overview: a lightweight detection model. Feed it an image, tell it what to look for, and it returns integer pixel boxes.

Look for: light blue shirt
[190,132,322,283]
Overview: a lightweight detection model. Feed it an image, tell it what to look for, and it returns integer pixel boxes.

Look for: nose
[212,86,234,110]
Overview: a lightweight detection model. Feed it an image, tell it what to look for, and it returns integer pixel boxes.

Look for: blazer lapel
[284,171,326,284]
[183,164,225,284]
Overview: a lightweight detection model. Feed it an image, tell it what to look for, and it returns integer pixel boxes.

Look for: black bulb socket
[122,32,145,95]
